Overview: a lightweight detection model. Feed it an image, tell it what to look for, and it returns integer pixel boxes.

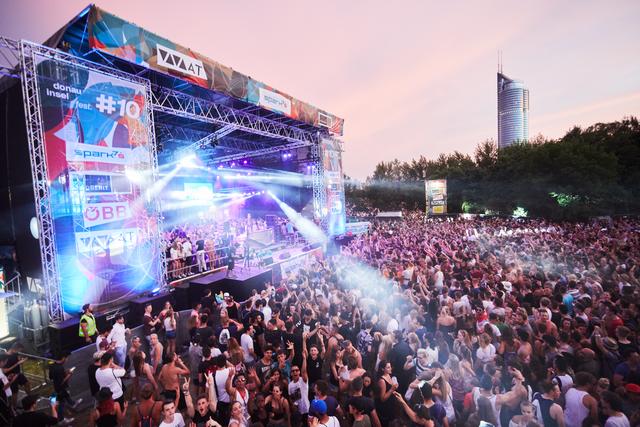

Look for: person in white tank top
[564,372,598,427]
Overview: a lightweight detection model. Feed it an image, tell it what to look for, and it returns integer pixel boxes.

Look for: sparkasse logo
[156,44,207,80]
[65,142,131,165]
[74,149,125,160]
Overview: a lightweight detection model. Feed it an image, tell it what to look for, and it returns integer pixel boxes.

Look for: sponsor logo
[258,88,292,115]
[83,201,132,228]
[66,142,131,165]
[156,44,207,80]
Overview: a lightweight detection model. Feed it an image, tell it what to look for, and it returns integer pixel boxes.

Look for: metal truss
[155,123,212,144]
[0,37,22,94]
[184,124,235,151]
[151,86,317,145]
[19,41,64,322]
[17,41,166,319]
[311,142,327,229]
[8,38,344,319]
[210,140,312,164]
[143,80,167,290]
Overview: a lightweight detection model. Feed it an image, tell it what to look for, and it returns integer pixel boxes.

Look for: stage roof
[45,4,344,136]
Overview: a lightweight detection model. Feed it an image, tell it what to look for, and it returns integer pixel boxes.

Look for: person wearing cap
[222,292,240,321]
[593,326,621,378]
[79,303,98,344]
[308,398,339,427]
[11,394,59,427]
[88,350,105,401]
[89,387,127,427]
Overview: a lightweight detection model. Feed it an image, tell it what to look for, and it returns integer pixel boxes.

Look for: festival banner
[34,54,161,315]
[86,6,344,135]
[344,222,371,236]
[425,179,448,215]
[321,138,346,236]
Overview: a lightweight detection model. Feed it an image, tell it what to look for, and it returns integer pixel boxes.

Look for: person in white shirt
[433,265,444,290]
[181,239,193,277]
[159,399,186,427]
[95,352,126,409]
[601,391,631,427]
[107,314,130,367]
[476,333,496,366]
[240,326,256,364]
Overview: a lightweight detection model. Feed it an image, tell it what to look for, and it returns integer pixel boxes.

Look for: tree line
[346,117,640,220]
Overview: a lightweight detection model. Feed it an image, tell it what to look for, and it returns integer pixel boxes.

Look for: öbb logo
[83,203,130,226]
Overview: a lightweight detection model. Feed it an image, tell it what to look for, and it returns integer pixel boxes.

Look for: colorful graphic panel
[321,138,346,236]
[425,179,448,215]
[87,6,344,135]
[35,55,161,315]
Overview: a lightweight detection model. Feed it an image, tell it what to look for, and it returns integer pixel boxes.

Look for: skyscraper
[497,72,529,148]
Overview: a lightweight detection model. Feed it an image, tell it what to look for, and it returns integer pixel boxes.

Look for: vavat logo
[66,142,131,165]
[156,44,207,80]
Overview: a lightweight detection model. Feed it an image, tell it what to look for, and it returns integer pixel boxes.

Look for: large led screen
[35,55,162,315]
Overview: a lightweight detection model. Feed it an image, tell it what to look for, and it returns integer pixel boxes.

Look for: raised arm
[225,366,237,398]
[183,378,195,418]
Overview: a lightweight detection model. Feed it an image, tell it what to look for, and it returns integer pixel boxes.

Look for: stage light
[30,217,39,239]
[125,167,145,184]
[267,191,327,245]
[218,165,224,169]
[231,162,236,167]
[243,160,248,165]
[178,153,198,169]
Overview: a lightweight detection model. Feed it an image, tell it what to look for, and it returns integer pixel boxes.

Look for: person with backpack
[130,384,163,427]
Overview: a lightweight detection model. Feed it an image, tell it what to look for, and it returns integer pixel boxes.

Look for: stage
[48,244,318,354]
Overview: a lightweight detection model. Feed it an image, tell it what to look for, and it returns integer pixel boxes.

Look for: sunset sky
[1,0,639,179]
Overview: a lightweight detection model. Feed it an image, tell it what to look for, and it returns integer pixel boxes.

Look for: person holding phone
[48,351,82,424]
[12,394,59,427]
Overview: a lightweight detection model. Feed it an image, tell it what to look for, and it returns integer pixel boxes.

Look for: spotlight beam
[267,192,327,245]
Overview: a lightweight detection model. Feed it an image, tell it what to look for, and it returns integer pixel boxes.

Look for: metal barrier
[166,247,229,281]
[0,348,54,394]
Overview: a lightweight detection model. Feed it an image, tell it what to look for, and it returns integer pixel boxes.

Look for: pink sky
[1,0,639,179]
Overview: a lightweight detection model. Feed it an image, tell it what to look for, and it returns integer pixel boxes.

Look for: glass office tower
[498,72,529,148]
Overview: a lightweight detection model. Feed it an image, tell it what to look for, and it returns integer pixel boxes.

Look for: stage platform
[48,244,315,354]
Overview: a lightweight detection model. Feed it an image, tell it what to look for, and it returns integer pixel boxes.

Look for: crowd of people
[3,213,640,427]
[163,215,296,281]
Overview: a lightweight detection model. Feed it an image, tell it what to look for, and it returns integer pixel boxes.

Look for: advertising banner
[87,6,344,135]
[425,179,447,215]
[35,54,161,315]
[279,248,323,278]
[321,138,346,237]
[344,222,371,236]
